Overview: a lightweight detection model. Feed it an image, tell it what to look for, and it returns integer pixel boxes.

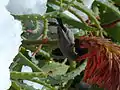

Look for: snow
[21,66,44,89]
[6,0,47,15]
[0,1,22,90]
[82,0,94,8]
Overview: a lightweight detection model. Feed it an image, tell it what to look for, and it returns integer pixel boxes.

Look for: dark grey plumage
[57,18,77,60]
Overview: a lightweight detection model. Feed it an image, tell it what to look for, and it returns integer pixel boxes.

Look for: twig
[32,44,43,56]
[22,40,57,45]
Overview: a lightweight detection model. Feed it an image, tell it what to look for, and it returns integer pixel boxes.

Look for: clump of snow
[21,66,44,89]
[0,1,22,90]
[6,0,48,15]
[21,66,33,72]
[82,0,94,8]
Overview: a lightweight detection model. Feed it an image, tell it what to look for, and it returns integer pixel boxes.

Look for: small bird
[57,18,77,61]
[56,18,91,89]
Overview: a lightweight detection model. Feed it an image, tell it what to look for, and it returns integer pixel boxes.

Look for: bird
[56,17,78,61]
[56,17,91,90]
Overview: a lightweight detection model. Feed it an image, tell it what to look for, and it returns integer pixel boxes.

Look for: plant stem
[50,0,103,30]
[63,61,76,89]
[72,2,103,30]
[42,18,48,39]
[64,79,73,90]
[22,40,57,45]
[12,11,60,20]
[10,71,56,90]
[68,7,88,26]
[31,79,56,90]
[10,71,47,80]
[18,52,43,72]
[49,0,88,26]
[61,60,87,82]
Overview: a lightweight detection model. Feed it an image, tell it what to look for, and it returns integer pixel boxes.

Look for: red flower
[76,36,120,90]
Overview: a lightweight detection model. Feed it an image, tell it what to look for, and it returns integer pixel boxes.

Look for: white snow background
[0,0,47,90]
[0,0,22,90]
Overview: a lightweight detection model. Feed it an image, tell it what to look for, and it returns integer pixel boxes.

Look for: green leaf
[13,81,38,90]
[94,0,120,24]
[105,22,120,42]
[93,0,120,42]
[9,81,22,90]
[72,1,102,30]
[48,0,102,30]
[16,52,43,72]
[113,0,120,5]
[20,84,38,90]
[60,13,98,31]
[54,60,87,83]
[10,71,47,80]
[41,61,69,76]
[22,21,43,40]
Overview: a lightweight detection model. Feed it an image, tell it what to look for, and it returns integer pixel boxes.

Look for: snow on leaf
[21,65,44,90]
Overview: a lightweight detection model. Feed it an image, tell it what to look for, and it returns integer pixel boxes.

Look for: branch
[22,40,57,45]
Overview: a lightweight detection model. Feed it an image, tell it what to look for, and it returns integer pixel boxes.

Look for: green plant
[10,0,120,90]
